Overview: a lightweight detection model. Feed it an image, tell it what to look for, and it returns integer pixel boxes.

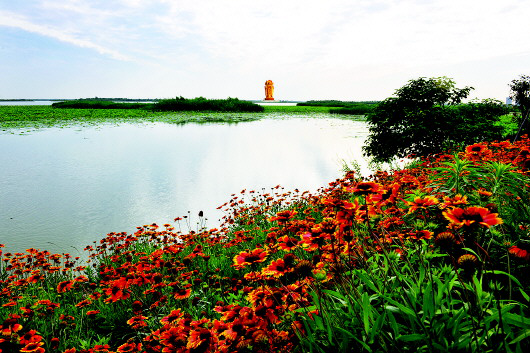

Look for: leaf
[398,334,426,342]
[509,329,530,344]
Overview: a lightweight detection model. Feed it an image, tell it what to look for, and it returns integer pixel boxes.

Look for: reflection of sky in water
[0,118,369,255]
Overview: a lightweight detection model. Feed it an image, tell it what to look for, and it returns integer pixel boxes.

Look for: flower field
[1,137,530,352]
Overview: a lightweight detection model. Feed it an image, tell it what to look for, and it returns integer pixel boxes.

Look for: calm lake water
[0,117,370,256]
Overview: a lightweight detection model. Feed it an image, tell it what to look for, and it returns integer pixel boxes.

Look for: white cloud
[1,0,529,99]
[0,9,130,60]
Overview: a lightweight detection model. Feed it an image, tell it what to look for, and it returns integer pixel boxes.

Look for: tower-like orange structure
[264,80,274,101]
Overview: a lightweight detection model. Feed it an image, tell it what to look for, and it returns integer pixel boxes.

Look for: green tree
[363,77,506,163]
[509,75,530,141]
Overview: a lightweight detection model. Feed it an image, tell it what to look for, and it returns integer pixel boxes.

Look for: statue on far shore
[264,80,274,101]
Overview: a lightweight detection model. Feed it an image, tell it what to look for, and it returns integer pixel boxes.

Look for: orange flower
[277,235,299,252]
[57,280,74,293]
[173,288,191,300]
[262,259,292,278]
[269,210,298,222]
[1,315,23,336]
[464,143,492,160]
[19,330,43,345]
[344,181,384,195]
[20,342,44,353]
[160,309,183,325]
[508,245,530,261]
[233,248,269,269]
[457,254,479,271]
[406,195,439,213]
[186,328,213,350]
[117,342,141,352]
[443,206,503,228]
[440,194,468,209]
[127,315,148,329]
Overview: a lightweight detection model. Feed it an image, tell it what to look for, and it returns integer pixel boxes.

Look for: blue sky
[1,0,529,101]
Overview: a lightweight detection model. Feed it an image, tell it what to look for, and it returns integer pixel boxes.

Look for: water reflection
[0,118,369,255]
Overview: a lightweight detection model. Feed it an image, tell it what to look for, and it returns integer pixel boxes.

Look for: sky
[0,0,529,101]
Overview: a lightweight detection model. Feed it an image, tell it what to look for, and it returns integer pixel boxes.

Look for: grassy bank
[1,136,530,352]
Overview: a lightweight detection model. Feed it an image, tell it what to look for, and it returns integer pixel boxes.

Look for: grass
[1,136,530,352]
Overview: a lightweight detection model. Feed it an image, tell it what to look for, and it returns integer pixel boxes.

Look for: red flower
[127,315,148,329]
[464,143,492,160]
[57,280,74,293]
[443,206,503,228]
[509,245,530,261]
[117,342,141,352]
[441,194,468,209]
[277,235,299,252]
[19,330,43,345]
[20,342,45,353]
[233,248,269,269]
[344,181,384,195]
[269,210,297,223]
[262,259,292,278]
[160,309,183,325]
[187,328,213,350]
[173,288,191,300]
[1,315,23,336]
[406,195,439,213]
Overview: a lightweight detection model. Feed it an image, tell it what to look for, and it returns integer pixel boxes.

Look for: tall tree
[509,75,530,141]
[363,77,506,163]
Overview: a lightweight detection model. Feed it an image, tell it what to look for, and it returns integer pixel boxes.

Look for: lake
[0,117,370,257]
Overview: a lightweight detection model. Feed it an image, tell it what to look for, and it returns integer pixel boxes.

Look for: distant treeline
[153,97,263,112]
[52,101,148,109]
[297,100,380,115]
[52,97,264,113]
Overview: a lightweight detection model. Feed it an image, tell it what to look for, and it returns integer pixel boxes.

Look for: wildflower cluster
[1,137,530,352]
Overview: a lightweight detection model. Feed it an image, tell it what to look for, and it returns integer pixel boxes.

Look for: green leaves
[363,77,507,163]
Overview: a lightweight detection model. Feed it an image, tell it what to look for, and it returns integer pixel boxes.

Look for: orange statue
[264,80,274,101]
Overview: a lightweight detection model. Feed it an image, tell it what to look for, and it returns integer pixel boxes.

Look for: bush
[363,77,508,163]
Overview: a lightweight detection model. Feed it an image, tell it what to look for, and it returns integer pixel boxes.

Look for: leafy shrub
[363,77,508,163]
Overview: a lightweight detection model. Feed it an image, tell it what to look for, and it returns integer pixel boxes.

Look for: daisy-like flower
[117,342,141,352]
[443,206,503,228]
[434,231,459,249]
[457,254,479,272]
[20,342,45,353]
[160,309,184,325]
[186,328,213,350]
[508,245,530,261]
[344,181,384,195]
[440,194,468,209]
[406,195,439,213]
[269,210,297,223]
[277,235,299,252]
[233,248,269,269]
[127,315,148,329]
[464,143,492,161]
[262,259,292,278]
[173,288,192,300]
[56,280,74,293]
